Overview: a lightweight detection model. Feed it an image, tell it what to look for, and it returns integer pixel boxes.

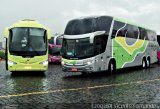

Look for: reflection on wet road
[0,61,160,108]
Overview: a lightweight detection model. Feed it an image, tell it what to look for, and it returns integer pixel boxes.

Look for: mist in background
[0,0,160,41]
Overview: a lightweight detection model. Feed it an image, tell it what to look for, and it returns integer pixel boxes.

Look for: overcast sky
[0,0,160,41]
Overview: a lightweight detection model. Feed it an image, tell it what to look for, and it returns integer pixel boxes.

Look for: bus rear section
[48,35,63,63]
[157,35,160,63]
[4,20,51,72]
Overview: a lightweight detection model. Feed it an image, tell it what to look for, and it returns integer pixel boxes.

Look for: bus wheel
[142,58,147,69]
[5,60,8,71]
[11,71,17,76]
[5,53,8,71]
[81,72,88,76]
[108,61,116,74]
[146,58,150,68]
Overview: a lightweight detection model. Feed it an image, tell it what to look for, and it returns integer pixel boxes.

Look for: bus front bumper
[8,64,48,71]
[62,64,93,73]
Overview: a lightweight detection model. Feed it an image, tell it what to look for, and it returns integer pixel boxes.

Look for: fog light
[87,61,92,65]
[61,61,65,65]
[8,60,17,65]
[84,60,93,65]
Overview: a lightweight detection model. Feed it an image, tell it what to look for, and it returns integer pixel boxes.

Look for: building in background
[2,41,5,49]
[0,42,2,50]
[0,41,5,50]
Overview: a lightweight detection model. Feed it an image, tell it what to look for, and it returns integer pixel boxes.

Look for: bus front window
[64,19,94,35]
[49,46,61,56]
[62,38,94,59]
[9,27,47,56]
[64,16,113,35]
[56,36,63,45]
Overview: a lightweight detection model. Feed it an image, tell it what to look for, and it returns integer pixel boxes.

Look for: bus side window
[157,35,160,46]
[126,24,139,39]
[94,35,107,55]
[147,30,156,41]
[139,28,148,40]
[112,21,126,38]
[95,16,113,34]
[126,24,134,38]
[133,26,139,39]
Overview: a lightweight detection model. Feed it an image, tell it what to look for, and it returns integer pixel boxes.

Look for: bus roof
[72,15,113,20]
[9,19,48,29]
[70,15,155,32]
[113,17,147,29]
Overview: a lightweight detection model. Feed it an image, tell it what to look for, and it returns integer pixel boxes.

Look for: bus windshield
[56,36,63,45]
[49,37,54,44]
[62,38,94,59]
[9,27,47,56]
[49,46,61,56]
[64,19,94,35]
[64,16,113,35]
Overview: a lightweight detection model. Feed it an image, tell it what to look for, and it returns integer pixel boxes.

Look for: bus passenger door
[94,35,108,71]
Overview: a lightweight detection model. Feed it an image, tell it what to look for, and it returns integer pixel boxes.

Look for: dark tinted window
[49,37,54,44]
[147,30,156,41]
[9,27,47,56]
[95,16,113,34]
[132,26,139,39]
[64,19,95,35]
[157,35,160,45]
[126,25,139,39]
[112,21,126,38]
[126,25,134,38]
[139,28,148,40]
[94,35,108,55]
[49,46,61,55]
[56,36,63,45]
[61,38,94,59]
[64,16,113,35]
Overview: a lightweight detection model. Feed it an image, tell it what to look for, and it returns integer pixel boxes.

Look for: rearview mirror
[47,28,51,40]
[4,28,9,38]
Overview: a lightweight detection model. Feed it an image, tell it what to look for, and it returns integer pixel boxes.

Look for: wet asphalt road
[0,61,160,109]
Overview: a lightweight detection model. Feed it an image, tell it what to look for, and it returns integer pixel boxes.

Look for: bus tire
[5,39,8,71]
[142,58,147,69]
[81,72,88,76]
[5,59,8,71]
[11,71,17,76]
[147,57,150,68]
[108,60,116,74]
[157,57,160,64]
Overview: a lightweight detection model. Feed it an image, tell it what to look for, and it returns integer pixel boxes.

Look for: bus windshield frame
[9,27,47,56]
[62,38,95,59]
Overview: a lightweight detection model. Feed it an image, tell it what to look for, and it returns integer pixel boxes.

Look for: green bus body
[61,16,158,73]
[4,20,51,72]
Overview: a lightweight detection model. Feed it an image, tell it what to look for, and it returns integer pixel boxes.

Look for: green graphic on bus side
[112,37,148,69]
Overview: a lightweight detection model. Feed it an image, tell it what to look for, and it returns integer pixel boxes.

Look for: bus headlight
[87,61,92,65]
[84,60,92,65]
[40,60,48,65]
[8,60,17,65]
[61,61,65,65]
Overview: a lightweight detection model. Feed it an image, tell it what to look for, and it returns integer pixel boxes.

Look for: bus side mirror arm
[47,28,52,40]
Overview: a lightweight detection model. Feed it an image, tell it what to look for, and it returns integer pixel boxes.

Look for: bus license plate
[71,68,78,71]
[25,66,31,69]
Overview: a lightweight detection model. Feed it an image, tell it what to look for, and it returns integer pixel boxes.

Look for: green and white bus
[4,19,51,72]
[61,16,158,74]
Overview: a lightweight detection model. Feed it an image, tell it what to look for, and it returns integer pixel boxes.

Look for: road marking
[0,78,160,99]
